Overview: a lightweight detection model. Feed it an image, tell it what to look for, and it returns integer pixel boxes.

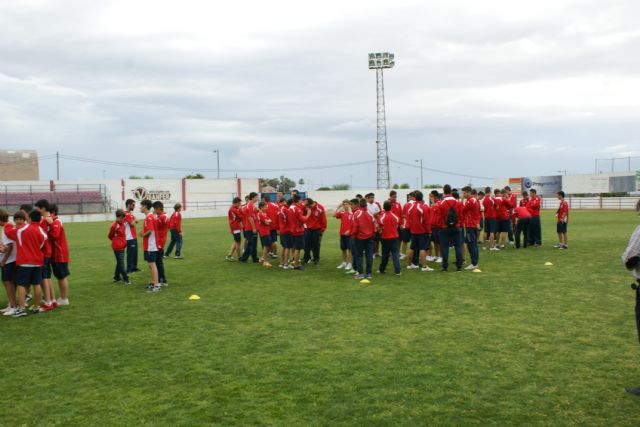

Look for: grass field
[2,210,640,426]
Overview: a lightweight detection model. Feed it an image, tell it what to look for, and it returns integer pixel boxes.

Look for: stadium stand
[0,184,110,214]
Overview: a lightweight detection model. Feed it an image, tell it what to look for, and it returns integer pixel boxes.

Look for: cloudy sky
[1,0,640,188]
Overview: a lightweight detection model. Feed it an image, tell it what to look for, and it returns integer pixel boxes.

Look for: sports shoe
[160,282,169,287]
[559,245,567,250]
[263,262,272,267]
[269,253,278,259]
[435,257,443,263]
[39,303,54,312]
[344,263,352,270]
[407,264,419,270]
[3,307,17,316]
[421,266,434,272]
[490,247,500,251]
[345,269,356,274]
[113,278,121,283]
[31,306,40,314]
[365,274,372,279]
[225,256,234,262]
[553,243,561,248]
[399,253,407,260]
[146,285,161,292]
[57,298,70,306]
[0,305,10,313]
[163,255,168,259]
[426,256,435,262]
[52,300,58,308]
[336,262,346,269]
[174,256,184,259]
[395,272,402,276]
[465,264,477,270]
[26,294,33,303]
[12,308,27,317]
[124,280,132,285]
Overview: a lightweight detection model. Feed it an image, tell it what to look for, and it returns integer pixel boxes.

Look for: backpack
[445,202,458,228]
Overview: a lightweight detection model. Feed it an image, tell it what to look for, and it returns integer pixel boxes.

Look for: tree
[129,175,154,179]
[184,173,205,179]
[392,183,400,189]
[399,183,410,189]
[143,175,154,179]
[298,178,305,185]
[317,187,331,191]
[331,184,350,190]
[423,184,441,189]
[260,176,298,192]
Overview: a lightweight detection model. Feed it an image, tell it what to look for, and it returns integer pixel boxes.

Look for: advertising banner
[521,175,562,197]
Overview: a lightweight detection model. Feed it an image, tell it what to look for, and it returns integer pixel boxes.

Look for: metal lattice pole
[375,68,390,189]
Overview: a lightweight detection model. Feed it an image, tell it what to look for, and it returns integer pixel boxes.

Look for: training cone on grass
[472,268,482,273]
[544,262,554,266]
[360,279,371,284]
[189,294,201,300]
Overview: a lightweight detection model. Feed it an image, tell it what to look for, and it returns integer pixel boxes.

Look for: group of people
[108,199,184,292]
[0,200,70,317]
[227,185,571,282]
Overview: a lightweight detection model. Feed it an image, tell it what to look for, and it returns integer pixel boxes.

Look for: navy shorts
[399,228,411,243]
[292,235,304,250]
[232,232,241,243]
[42,258,52,279]
[431,228,441,245]
[411,233,431,251]
[557,222,568,233]
[260,234,273,247]
[1,261,16,282]
[270,230,278,242]
[52,262,70,280]
[280,233,292,249]
[498,220,512,233]
[144,251,158,263]
[340,235,351,251]
[485,218,497,234]
[16,266,42,287]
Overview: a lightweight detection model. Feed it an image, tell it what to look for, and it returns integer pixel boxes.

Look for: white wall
[562,172,635,194]
[306,188,441,210]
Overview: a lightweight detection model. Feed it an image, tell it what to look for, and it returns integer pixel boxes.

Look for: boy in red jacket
[334,200,353,270]
[351,198,375,280]
[257,202,274,267]
[378,201,401,275]
[47,204,70,306]
[165,203,183,259]
[139,199,161,292]
[109,209,130,284]
[5,210,47,317]
[153,201,169,286]
[288,195,311,270]
[555,191,569,249]
[462,187,481,270]
[226,197,243,261]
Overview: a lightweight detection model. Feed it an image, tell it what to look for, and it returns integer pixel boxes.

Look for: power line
[58,154,376,173]
[390,159,495,181]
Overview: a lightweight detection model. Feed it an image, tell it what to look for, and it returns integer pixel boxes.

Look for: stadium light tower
[368,52,395,189]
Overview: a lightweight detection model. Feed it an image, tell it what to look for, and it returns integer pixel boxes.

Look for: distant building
[0,150,39,181]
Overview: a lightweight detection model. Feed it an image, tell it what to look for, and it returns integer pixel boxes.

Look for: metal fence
[542,196,639,210]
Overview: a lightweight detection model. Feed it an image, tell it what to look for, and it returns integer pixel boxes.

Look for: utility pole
[415,159,423,188]
[56,151,60,180]
[213,149,220,179]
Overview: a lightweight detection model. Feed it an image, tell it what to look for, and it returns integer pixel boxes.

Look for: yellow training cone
[189,294,201,300]
[472,269,482,273]
[360,279,371,284]
[544,262,553,266]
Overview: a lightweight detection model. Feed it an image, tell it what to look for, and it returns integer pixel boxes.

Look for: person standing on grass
[438,184,464,272]
[165,203,183,259]
[554,191,569,249]
[512,203,531,249]
[124,199,140,273]
[483,187,498,250]
[0,209,18,316]
[334,199,353,270]
[527,189,542,246]
[351,198,375,280]
[139,200,161,292]
[288,194,311,270]
[278,199,293,269]
[5,210,47,317]
[153,201,169,286]
[623,200,640,395]
[226,197,243,261]
[239,192,259,263]
[256,202,274,267]
[462,187,481,270]
[34,199,55,311]
[264,194,280,260]
[47,204,70,306]
[406,191,433,272]
[109,209,130,285]
[303,198,327,265]
[519,191,531,244]
[378,201,401,276]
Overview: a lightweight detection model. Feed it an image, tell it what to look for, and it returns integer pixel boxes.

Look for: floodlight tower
[368,52,395,189]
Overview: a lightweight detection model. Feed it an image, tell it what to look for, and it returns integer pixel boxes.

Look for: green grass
[2,210,640,426]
